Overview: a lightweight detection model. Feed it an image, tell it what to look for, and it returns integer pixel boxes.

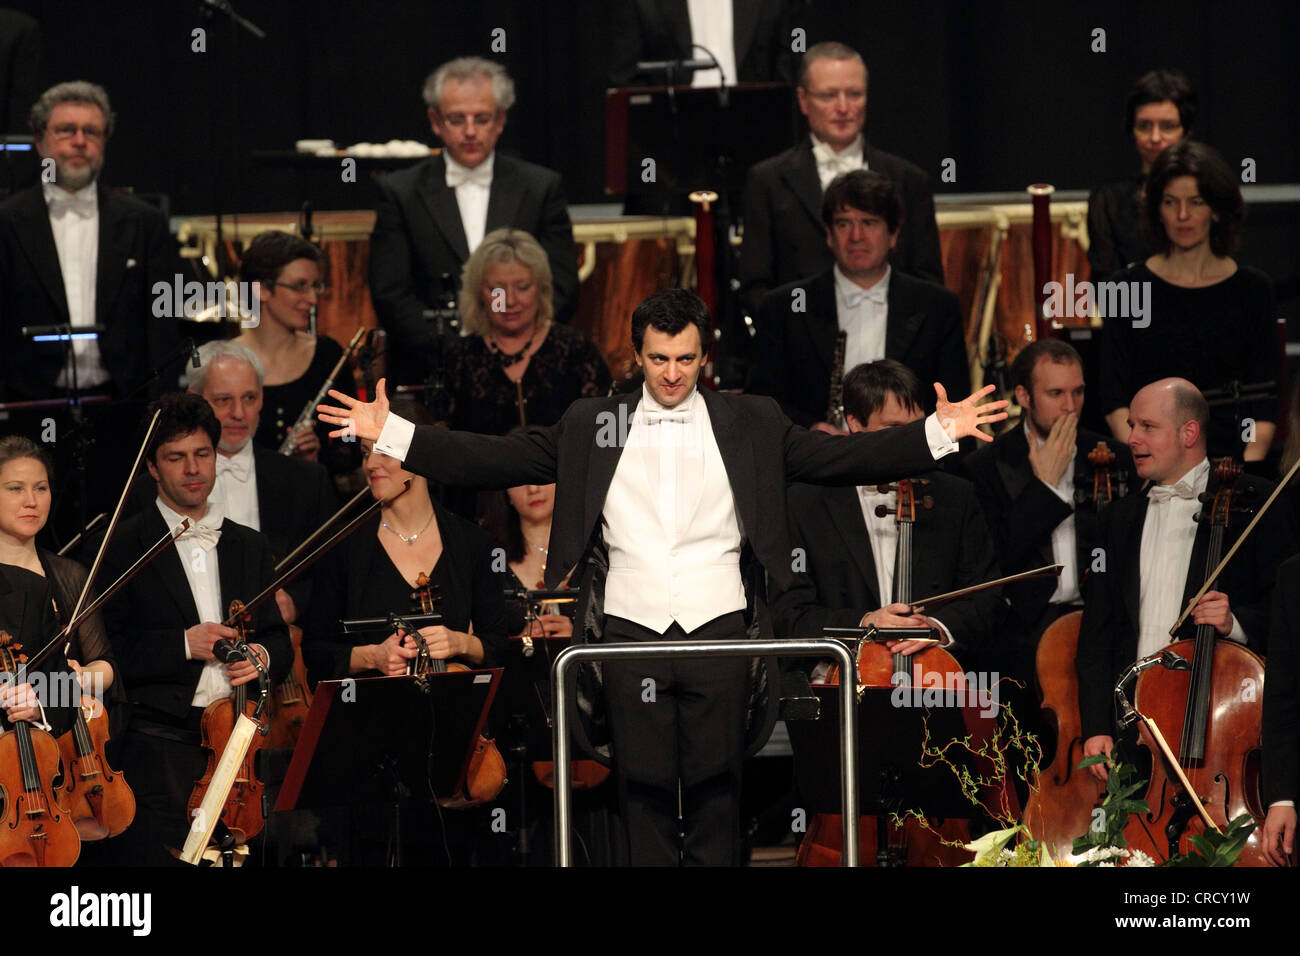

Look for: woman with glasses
[234,230,359,475]
[1087,69,1195,282]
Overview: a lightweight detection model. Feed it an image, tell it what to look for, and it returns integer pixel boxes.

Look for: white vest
[601,398,746,633]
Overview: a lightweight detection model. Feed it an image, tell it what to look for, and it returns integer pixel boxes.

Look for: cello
[408,573,507,808]
[798,478,1016,866]
[0,630,81,867]
[1124,459,1268,864]
[1021,442,1119,859]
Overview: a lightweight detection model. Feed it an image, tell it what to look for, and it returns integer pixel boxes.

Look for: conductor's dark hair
[630,288,713,354]
[0,435,55,483]
[821,169,903,234]
[1126,68,1196,136]
[1142,140,1243,257]
[238,230,322,288]
[146,392,221,463]
[1009,338,1083,397]
[842,360,925,426]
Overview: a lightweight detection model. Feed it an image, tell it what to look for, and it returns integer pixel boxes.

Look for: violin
[408,573,507,808]
[1022,443,1118,859]
[267,625,312,751]
[187,600,269,846]
[799,479,1016,866]
[0,630,81,866]
[49,603,135,842]
[1125,458,1268,864]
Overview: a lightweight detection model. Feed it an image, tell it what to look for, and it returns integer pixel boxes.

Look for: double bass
[798,478,1016,866]
[1021,442,1119,859]
[1125,459,1268,864]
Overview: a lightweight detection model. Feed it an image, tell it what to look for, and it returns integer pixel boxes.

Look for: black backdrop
[8,0,1297,213]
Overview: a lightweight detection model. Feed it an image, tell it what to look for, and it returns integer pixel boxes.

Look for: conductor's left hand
[318,378,390,443]
[934,383,1009,443]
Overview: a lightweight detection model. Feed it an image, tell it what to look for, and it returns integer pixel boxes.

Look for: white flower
[1125,849,1156,867]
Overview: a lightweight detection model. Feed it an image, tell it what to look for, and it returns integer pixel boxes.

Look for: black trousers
[601,611,749,866]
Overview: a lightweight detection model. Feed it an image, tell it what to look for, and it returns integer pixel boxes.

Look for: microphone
[212,638,244,663]
[1160,650,1192,671]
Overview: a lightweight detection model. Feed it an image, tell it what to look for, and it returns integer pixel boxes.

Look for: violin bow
[1167,454,1300,637]
[273,485,370,574]
[68,410,161,627]
[907,564,1063,614]
[56,513,107,558]
[223,479,412,627]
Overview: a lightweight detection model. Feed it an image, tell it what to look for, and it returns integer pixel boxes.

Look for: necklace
[488,323,542,368]
[382,511,434,545]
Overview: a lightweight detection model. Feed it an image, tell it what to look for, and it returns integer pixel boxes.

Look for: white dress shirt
[45,182,108,389]
[1026,421,1082,605]
[157,497,231,708]
[444,150,493,254]
[812,133,865,191]
[687,0,736,89]
[857,483,955,647]
[212,441,260,531]
[1137,457,1245,661]
[835,264,890,374]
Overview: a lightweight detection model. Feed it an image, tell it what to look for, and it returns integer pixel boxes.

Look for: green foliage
[1071,753,1149,863]
[1163,813,1258,867]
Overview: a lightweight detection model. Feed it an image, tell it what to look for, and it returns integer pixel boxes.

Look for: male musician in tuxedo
[369,56,578,386]
[1262,555,1300,866]
[607,0,793,87]
[0,81,175,402]
[186,340,337,624]
[1076,378,1294,782]
[97,393,290,865]
[746,169,968,429]
[739,41,942,318]
[318,288,1007,865]
[964,339,1131,704]
[771,360,1002,666]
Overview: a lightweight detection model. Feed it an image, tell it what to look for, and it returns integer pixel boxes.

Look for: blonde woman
[448,228,609,434]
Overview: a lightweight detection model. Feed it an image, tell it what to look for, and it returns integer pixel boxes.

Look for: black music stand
[786,628,983,866]
[275,671,501,866]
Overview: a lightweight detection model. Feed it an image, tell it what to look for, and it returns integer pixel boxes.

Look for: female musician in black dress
[447,228,610,436]
[235,231,360,477]
[0,436,117,714]
[301,399,508,864]
[1099,140,1276,461]
[1087,69,1195,282]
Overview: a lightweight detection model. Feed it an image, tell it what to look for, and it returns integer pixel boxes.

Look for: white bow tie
[217,455,250,483]
[645,410,691,425]
[812,140,860,178]
[446,163,492,189]
[843,286,887,309]
[48,192,95,219]
[179,522,222,551]
[1148,482,1197,504]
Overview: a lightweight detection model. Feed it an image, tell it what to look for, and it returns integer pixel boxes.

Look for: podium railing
[550,638,860,866]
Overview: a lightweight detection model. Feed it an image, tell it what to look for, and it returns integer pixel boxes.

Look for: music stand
[275,671,501,866]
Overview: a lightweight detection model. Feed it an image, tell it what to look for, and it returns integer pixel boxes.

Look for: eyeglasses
[441,112,499,128]
[273,280,327,295]
[49,123,106,141]
[805,89,866,105]
[1134,120,1182,135]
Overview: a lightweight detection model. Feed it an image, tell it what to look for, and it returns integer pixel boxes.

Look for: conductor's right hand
[318,377,391,443]
[186,622,241,662]
[371,630,418,676]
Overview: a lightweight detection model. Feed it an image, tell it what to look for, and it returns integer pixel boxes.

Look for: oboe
[825,329,847,429]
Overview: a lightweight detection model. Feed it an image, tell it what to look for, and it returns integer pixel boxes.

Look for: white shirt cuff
[1270,800,1295,808]
[929,617,955,650]
[1227,615,1246,644]
[184,629,192,661]
[375,412,415,462]
[1041,477,1073,504]
[924,413,960,459]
